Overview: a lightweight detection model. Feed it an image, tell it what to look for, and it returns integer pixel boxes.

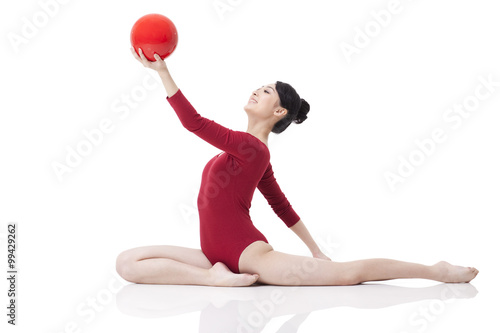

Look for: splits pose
[116,48,478,287]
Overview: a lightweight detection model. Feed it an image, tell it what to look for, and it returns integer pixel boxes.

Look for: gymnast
[116,48,479,287]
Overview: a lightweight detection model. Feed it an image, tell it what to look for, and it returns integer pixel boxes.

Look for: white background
[1,0,499,332]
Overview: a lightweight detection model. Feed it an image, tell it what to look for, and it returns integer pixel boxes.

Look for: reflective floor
[114,281,480,332]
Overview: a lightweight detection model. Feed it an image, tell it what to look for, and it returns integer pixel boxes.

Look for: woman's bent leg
[238,241,479,286]
[116,245,259,286]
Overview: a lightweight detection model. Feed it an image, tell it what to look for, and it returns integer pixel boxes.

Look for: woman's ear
[274,107,288,117]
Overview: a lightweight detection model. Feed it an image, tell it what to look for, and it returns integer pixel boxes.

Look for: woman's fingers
[136,47,156,68]
[138,47,148,62]
[130,47,167,72]
[130,47,141,62]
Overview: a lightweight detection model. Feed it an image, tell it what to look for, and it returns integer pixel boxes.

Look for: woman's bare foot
[433,261,479,283]
[208,262,259,287]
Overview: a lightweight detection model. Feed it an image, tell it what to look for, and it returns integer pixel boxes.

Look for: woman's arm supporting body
[257,164,331,261]
[290,219,331,261]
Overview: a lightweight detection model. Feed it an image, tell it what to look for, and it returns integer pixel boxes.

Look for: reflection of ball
[130,13,178,61]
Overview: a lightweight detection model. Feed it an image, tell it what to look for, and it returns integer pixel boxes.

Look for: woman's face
[244,83,287,123]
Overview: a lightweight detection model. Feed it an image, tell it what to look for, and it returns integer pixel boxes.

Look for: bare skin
[116,48,479,287]
[238,241,478,286]
[116,245,259,287]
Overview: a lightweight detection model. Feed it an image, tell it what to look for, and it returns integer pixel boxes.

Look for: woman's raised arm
[130,47,179,97]
[130,46,257,158]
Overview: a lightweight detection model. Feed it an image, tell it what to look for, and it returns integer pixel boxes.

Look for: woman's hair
[272,81,310,134]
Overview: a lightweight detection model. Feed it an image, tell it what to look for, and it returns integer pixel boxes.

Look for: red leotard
[167,89,300,273]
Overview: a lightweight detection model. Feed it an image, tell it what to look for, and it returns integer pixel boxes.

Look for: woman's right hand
[130,47,168,74]
[131,47,179,97]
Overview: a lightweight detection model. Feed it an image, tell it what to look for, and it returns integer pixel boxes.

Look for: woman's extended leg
[238,241,479,286]
[116,245,259,286]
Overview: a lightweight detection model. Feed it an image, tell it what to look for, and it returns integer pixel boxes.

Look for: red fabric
[167,89,300,273]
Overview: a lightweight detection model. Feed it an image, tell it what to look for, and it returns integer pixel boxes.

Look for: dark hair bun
[293,99,310,124]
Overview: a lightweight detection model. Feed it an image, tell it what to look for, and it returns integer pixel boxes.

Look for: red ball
[130,13,178,61]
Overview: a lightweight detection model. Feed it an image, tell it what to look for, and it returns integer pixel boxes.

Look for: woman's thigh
[117,245,212,269]
[238,241,358,286]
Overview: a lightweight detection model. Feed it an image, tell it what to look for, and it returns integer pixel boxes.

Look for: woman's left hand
[312,250,332,261]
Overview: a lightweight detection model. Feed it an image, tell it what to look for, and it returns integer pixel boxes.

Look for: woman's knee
[333,274,361,286]
[115,250,139,283]
[332,262,363,286]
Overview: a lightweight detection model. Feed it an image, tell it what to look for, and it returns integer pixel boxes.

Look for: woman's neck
[246,122,270,147]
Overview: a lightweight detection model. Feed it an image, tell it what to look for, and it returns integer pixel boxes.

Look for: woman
[116,48,479,287]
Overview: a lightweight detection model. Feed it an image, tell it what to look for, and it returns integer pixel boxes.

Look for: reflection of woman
[116,283,478,332]
[116,48,478,287]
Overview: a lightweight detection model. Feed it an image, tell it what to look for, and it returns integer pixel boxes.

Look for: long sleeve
[258,163,300,228]
[167,89,249,157]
